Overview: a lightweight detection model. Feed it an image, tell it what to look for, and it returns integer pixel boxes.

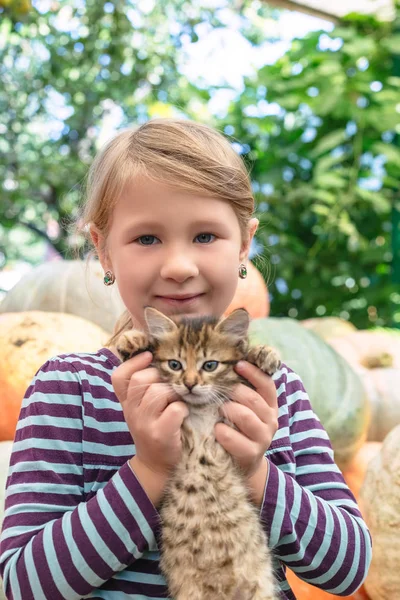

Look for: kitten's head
[145,307,250,407]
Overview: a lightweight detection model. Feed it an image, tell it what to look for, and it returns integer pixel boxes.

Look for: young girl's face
[93,175,258,330]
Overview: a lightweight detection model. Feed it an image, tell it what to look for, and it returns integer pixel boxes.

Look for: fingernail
[236,360,246,371]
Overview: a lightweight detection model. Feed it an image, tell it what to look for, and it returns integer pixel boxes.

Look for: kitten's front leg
[246,345,281,377]
[116,329,151,363]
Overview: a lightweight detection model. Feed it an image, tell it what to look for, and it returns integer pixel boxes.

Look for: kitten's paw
[116,330,150,362]
[246,345,281,376]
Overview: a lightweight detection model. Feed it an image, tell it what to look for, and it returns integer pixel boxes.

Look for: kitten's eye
[202,360,219,372]
[168,360,182,371]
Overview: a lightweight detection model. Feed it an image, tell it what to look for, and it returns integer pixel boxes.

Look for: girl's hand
[214,360,278,479]
[111,351,189,478]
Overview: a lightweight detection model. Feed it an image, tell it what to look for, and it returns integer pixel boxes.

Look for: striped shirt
[0,348,372,599]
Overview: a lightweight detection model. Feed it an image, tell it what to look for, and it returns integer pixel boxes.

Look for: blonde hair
[79,118,256,347]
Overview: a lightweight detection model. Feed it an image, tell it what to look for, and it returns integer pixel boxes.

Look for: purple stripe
[84,427,132,448]
[5,492,81,508]
[18,552,35,600]
[53,517,96,596]
[16,425,82,443]
[9,447,82,466]
[32,530,64,600]
[19,402,82,421]
[87,492,132,560]
[25,379,82,398]
[318,511,357,591]
[71,505,116,580]
[103,476,149,550]
[84,404,124,422]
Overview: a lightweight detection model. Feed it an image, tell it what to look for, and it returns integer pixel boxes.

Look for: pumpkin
[360,425,400,599]
[301,317,357,341]
[342,442,382,500]
[224,261,270,319]
[328,330,400,442]
[0,311,109,441]
[0,260,126,333]
[286,569,370,599]
[0,260,270,333]
[0,441,13,600]
[248,318,370,469]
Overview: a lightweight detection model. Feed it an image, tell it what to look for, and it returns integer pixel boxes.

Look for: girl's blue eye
[137,235,159,245]
[202,360,219,372]
[168,360,182,371]
[196,233,215,244]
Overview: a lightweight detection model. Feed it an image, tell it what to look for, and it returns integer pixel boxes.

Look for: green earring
[238,264,247,279]
[103,271,115,286]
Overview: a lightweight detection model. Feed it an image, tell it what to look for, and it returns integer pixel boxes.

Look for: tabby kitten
[116,307,281,600]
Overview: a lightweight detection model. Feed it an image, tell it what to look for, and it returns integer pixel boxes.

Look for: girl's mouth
[155,294,204,307]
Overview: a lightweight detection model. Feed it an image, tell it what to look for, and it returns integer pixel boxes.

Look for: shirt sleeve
[261,366,372,596]
[0,357,160,600]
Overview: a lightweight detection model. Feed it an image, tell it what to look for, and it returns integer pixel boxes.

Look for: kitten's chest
[184,405,220,439]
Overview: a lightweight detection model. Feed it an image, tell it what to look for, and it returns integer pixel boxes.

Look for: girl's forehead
[113,176,242,232]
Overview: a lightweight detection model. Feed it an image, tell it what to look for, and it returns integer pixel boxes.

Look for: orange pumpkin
[0,311,108,441]
[342,442,382,500]
[286,569,370,599]
[224,261,269,319]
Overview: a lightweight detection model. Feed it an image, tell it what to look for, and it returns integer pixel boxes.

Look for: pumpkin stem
[361,352,394,369]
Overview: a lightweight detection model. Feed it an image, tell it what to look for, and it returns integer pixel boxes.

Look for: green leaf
[310,130,348,157]
[314,173,348,189]
[373,143,400,168]
[381,35,400,54]
[310,189,336,204]
[312,204,330,216]
[355,187,391,213]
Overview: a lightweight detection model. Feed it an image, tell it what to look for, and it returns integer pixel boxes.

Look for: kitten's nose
[185,382,196,391]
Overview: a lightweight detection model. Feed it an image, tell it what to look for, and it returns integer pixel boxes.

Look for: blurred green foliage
[227,7,400,328]
[1,0,400,328]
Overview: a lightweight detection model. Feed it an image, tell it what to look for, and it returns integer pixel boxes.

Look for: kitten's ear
[216,308,250,340]
[144,306,177,339]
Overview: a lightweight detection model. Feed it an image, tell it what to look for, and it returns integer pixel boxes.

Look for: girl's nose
[160,253,199,282]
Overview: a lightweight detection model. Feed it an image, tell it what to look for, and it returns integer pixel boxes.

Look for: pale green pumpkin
[249,318,370,469]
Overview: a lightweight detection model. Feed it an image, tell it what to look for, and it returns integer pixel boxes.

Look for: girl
[0,118,371,600]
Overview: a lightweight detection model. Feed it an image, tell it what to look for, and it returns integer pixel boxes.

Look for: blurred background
[1,0,400,329]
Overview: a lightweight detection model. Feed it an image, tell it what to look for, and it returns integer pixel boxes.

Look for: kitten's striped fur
[116,308,281,600]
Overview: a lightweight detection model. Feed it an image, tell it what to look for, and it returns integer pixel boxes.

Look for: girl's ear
[90,225,112,272]
[239,217,259,262]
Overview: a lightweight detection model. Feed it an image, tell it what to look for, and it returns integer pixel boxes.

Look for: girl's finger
[220,402,274,445]
[157,400,190,431]
[214,421,259,460]
[229,384,271,424]
[138,383,182,418]
[112,351,154,400]
[234,360,278,409]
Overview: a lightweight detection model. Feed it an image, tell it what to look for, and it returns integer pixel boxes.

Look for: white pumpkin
[360,425,400,599]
